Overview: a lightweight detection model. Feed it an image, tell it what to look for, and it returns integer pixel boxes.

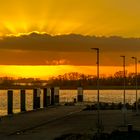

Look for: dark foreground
[1,105,140,140]
[55,130,140,140]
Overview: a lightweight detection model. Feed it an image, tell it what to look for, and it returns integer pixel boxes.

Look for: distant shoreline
[0,85,139,90]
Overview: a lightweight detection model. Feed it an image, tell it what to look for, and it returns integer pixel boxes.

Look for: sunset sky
[0,0,140,79]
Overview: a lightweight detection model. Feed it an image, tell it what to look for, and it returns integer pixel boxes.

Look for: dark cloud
[1,33,140,52]
[0,33,140,66]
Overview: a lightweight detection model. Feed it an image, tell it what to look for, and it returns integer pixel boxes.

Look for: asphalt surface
[1,106,140,140]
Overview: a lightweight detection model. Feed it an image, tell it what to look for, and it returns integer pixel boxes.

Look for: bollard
[77,87,83,102]
[33,89,37,110]
[47,88,51,106]
[74,98,77,103]
[51,87,55,105]
[43,88,51,107]
[20,89,26,112]
[33,88,41,109]
[36,88,41,109]
[128,124,133,132]
[54,87,60,104]
[7,90,13,115]
[43,88,47,108]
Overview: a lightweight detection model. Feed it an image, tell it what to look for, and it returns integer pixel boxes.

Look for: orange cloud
[0,33,139,66]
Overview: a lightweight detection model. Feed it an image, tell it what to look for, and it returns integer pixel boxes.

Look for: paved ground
[0,105,84,139]
[1,106,140,140]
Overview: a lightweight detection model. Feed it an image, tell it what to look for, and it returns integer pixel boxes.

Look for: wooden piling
[7,90,13,115]
[20,89,26,112]
[47,88,51,106]
[43,88,47,108]
[33,88,41,109]
[43,88,51,107]
[51,87,55,105]
[54,87,60,104]
[77,87,83,102]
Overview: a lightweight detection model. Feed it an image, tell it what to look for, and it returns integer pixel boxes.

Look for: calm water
[0,89,139,116]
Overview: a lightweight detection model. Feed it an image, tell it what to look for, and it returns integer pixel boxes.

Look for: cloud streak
[0,33,140,66]
[1,33,140,52]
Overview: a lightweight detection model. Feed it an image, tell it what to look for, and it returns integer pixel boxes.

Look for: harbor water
[0,89,139,116]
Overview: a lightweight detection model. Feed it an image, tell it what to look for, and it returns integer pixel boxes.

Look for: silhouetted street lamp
[132,57,138,114]
[91,48,102,133]
[120,55,127,125]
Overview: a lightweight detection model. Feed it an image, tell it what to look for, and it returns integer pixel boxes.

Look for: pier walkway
[1,106,140,140]
[0,105,84,140]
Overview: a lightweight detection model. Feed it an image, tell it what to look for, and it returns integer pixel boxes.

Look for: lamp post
[91,48,101,133]
[131,57,138,114]
[120,56,127,125]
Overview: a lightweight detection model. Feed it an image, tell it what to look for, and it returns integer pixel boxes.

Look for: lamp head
[132,57,136,60]
[91,48,99,51]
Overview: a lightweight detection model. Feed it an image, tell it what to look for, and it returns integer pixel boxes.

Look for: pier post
[33,88,41,109]
[20,89,26,112]
[77,87,83,102]
[47,88,51,106]
[43,88,47,108]
[54,87,60,104]
[51,87,55,105]
[43,88,51,107]
[7,90,13,115]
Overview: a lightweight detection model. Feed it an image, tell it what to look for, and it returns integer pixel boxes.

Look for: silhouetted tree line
[0,71,139,89]
[48,71,140,89]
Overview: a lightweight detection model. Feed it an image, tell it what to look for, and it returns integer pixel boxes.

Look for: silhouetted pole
[44,87,59,105]
[132,57,138,114]
[20,89,26,112]
[43,88,47,108]
[51,87,55,105]
[33,88,41,109]
[91,48,101,133]
[77,87,83,102]
[120,56,127,125]
[7,90,13,115]
[54,87,60,104]
[33,89,37,110]
[47,88,51,106]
